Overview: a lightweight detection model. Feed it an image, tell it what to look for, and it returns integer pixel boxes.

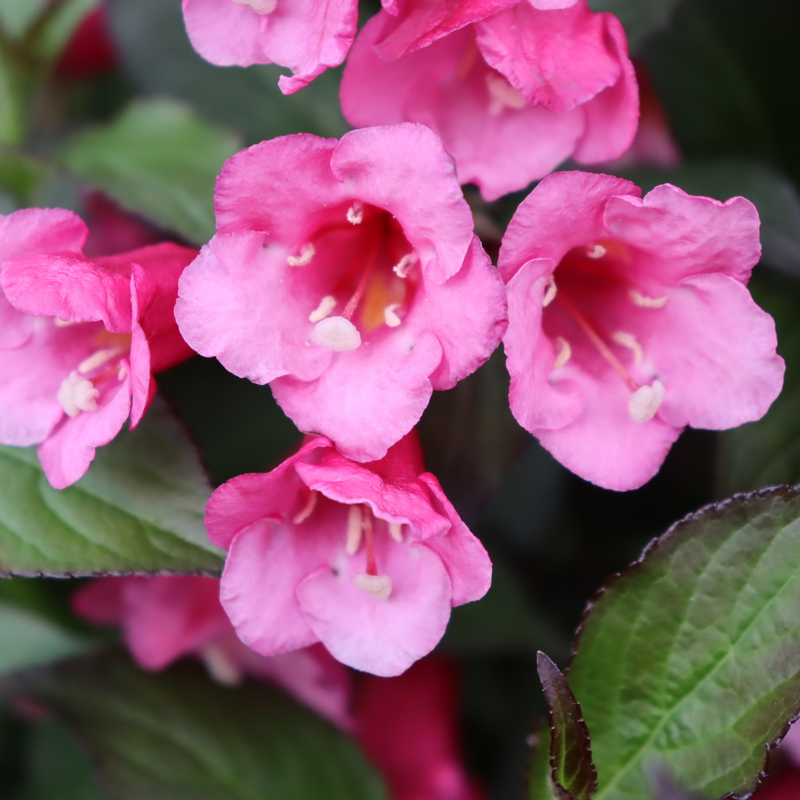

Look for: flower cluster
[0,0,785,704]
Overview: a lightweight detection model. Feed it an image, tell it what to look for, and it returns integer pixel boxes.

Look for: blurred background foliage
[1,0,800,798]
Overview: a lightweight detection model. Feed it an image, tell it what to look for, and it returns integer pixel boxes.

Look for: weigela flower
[356,657,485,800]
[0,208,196,489]
[176,124,507,463]
[340,0,638,200]
[181,0,359,94]
[204,432,492,677]
[499,171,785,491]
[73,576,352,728]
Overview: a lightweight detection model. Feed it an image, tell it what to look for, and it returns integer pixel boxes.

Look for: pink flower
[499,171,785,491]
[175,124,507,463]
[73,576,353,728]
[355,657,485,800]
[0,208,196,489]
[204,432,492,677]
[340,0,638,201]
[181,0,359,94]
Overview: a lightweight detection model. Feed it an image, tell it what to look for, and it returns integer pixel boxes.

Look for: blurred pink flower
[181,0,358,94]
[499,171,784,490]
[175,125,507,463]
[73,575,353,728]
[205,432,492,677]
[355,657,484,800]
[0,208,196,488]
[340,0,638,200]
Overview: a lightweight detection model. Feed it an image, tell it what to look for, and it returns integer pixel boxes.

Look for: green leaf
[530,720,558,800]
[0,0,47,39]
[0,40,25,145]
[0,146,49,204]
[537,653,597,800]
[0,396,223,577]
[0,603,93,675]
[31,0,99,64]
[588,0,682,52]
[565,486,800,800]
[58,99,241,244]
[618,160,800,278]
[6,652,389,800]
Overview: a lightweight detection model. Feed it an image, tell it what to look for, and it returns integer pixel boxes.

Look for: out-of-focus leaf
[0,603,93,675]
[537,653,597,800]
[32,0,99,64]
[620,160,800,277]
[0,397,223,578]
[6,652,388,800]
[588,0,682,52]
[0,42,24,146]
[23,717,102,800]
[107,0,349,145]
[0,0,47,39]
[566,486,800,800]
[58,98,241,244]
[0,147,48,204]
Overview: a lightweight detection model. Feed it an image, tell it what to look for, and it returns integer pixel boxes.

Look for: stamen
[308,295,336,323]
[383,304,402,328]
[553,337,572,369]
[393,253,417,278]
[354,573,393,601]
[628,381,665,423]
[345,505,363,555]
[118,366,128,381]
[287,243,315,267]
[54,318,77,327]
[629,289,668,308]
[388,522,403,543]
[232,0,277,13]
[611,331,643,365]
[312,316,361,351]
[294,490,319,524]
[78,348,121,375]
[486,73,527,115]
[542,276,557,307]
[346,201,364,225]
[58,371,100,417]
[200,644,243,686]
[586,244,607,259]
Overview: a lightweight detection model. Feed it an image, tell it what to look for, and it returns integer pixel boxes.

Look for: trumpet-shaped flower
[0,208,195,488]
[340,0,638,200]
[176,124,507,463]
[499,171,784,491]
[205,433,492,677]
[73,576,352,728]
[181,0,359,94]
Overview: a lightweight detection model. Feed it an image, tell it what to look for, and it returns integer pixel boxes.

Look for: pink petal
[182,0,270,66]
[297,535,453,676]
[0,208,87,263]
[71,578,126,626]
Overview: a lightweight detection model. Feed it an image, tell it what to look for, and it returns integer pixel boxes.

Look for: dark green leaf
[588,0,682,52]
[537,653,597,800]
[566,486,800,800]
[6,652,388,800]
[0,396,223,577]
[58,98,241,244]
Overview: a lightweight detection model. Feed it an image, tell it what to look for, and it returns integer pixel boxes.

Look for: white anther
[628,380,665,423]
[54,318,77,327]
[117,366,128,381]
[486,73,527,115]
[232,0,277,13]
[553,337,572,369]
[388,522,403,543]
[393,252,418,278]
[293,490,319,524]
[354,573,393,601]
[77,348,120,375]
[57,371,99,417]
[287,243,315,267]
[308,295,337,323]
[611,331,643,365]
[201,644,243,686]
[629,289,668,308]
[542,276,557,307]
[312,316,361,351]
[586,244,607,259]
[384,303,402,328]
[345,505,363,555]
[346,201,364,225]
